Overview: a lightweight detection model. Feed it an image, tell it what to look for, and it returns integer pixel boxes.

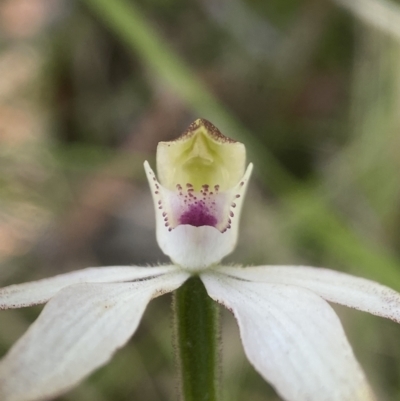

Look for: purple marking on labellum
[179,203,217,227]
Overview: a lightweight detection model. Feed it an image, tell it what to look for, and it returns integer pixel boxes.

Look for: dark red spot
[179,203,217,227]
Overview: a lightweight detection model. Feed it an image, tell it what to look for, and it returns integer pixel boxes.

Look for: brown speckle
[174,119,237,144]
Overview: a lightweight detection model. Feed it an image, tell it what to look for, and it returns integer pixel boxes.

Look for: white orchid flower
[0,118,400,401]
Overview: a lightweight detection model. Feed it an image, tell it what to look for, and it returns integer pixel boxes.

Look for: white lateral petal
[201,272,376,401]
[0,265,179,309]
[0,271,189,401]
[219,265,400,322]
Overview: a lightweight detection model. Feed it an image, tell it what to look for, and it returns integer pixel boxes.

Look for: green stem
[173,276,220,401]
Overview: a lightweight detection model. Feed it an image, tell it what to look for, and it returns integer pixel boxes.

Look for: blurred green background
[0,0,400,399]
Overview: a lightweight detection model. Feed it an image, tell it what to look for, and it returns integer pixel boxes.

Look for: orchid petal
[219,265,400,322]
[0,271,189,401]
[0,265,178,309]
[145,161,253,270]
[201,272,376,401]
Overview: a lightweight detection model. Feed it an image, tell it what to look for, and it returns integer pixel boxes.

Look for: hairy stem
[173,275,220,401]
